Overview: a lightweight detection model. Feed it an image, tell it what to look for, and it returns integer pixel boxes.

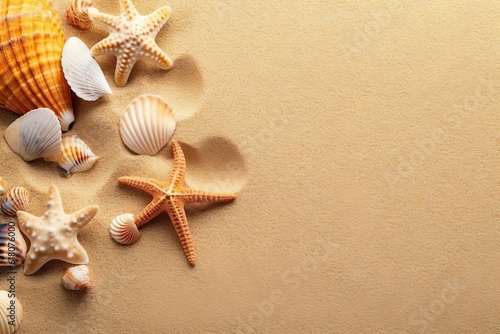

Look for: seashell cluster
[1,187,30,216]
[120,95,177,155]
[0,222,27,267]
[62,37,112,101]
[66,0,94,30]
[59,136,99,176]
[62,265,91,291]
[0,0,74,131]
[0,177,4,196]
[4,108,62,162]
[110,214,141,245]
[0,290,23,334]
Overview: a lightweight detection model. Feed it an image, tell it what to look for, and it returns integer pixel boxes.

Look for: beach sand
[0,0,499,333]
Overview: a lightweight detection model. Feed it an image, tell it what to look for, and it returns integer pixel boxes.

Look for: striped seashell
[1,187,30,216]
[0,222,27,267]
[4,108,62,162]
[110,214,141,245]
[62,37,112,101]
[0,0,75,131]
[0,177,4,196]
[0,290,23,334]
[66,0,94,30]
[62,265,91,290]
[120,95,176,155]
[59,135,98,176]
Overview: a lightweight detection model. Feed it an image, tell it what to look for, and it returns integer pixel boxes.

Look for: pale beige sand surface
[0,0,499,333]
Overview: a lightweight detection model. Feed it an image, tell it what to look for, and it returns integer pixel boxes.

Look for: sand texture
[0,0,499,333]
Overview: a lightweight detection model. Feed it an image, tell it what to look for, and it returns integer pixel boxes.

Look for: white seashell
[120,95,176,155]
[1,187,30,216]
[110,214,141,245]
[0,223,27,267]
[62,265,91,290]
[59,135,98,176]
[62,37,112,101]
[0,177,4,196]
[0,290,23,333]
[4,108,62,162]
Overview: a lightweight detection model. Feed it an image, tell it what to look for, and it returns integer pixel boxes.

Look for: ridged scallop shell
[0,222,27,267]
[4,108,62,162]
[0,290,23,334]
[59,135,98,176]
[110,214,141,245]
[62,37,112,101]
[66,0,94,30]
[62,265,91,290]
[0,0,74,131]
[0,177,4,196]
[1,187,30,216]
[120,95,176,155]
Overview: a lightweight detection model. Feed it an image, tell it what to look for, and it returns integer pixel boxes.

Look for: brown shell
[66,0,94,30]
[62,265,91,290]
[1,187,30,216]
[0,223,27,267]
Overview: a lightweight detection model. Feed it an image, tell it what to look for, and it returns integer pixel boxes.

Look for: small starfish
[17,185,99,275]
[118,140,237,266]
[88,0,173,86]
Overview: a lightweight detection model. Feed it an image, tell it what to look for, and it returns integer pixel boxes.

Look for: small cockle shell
[62,265,91,291]
[0,290,23,334]
[110,214,141,245]
[120,95,176,155]
[66,0,94,30]
[1,187,30,216]
[59,135,98,176]
[62,37,112,101]
[4,108,62,162]
[0,222,27,267]
[0,177,5,196]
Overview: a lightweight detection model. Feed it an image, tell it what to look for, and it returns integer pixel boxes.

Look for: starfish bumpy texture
[88,0,173,86]
[118,140,237,266]
[17,185,99,275]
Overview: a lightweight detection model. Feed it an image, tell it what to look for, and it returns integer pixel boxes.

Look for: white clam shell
[120,95,176,155]
[110,214,141,245]
[0,290,23,334]
[0,223,27,267]
[59,135,98,176]
[4,108,62,162]
[62,265,91,290]
[1,187,30,216]
[62,37,112,101]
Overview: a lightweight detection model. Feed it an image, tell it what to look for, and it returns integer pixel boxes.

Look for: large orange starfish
[117,140,236,265]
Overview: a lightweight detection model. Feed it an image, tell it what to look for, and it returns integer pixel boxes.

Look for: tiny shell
[1,187,30,216]
[110,214,141,245]
[120,95,176,155]
[0,223,27,267]
[0,290,23,334]
[59,135,99,176]
[62,37,112,101]
[0,177,4,196]
[62,265,91,290]
[4,108,62,162]
[66,0,94,30]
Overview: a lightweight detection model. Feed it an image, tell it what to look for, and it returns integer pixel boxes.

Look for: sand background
[0,0,498,333]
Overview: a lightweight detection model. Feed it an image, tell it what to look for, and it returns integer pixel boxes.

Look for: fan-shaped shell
[0,177,4,196]
[59,135,98,176]
[0,222,27,267]
[66,0,94,30]
[0,0,74,131]
[62,37,112,101]
[62,265,91,290]
[110,214,141,245]
[4,108,62,162]
[1,187,30,216]
[120,95,176,155]
[0,290,23,334]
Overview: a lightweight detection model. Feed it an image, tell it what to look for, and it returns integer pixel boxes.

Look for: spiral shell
[0,222,27,267]
[66,0,94,30]
[1,187,30,216]
[59,135,98,176]
[62,265,91,290]
[0,290,23,334]
[120,95,176,155]
[110,214,141,245]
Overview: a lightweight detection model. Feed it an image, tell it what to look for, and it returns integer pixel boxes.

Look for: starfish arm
[56,240,89,265]
[16,211,37,236]
[120,0,140,20]
[90,34,126,57]
[182,189,237,204]
[88,7,122,32]
[134,198,166,228]
[69,205,99,231]
[165,198,196,266]
[114,53,138,87]
[140,38,173,70]
[118,176,167,197]
[145,6,172,38]
[46,184,64,212]
[167,140,187,191]
[23,251,51,275]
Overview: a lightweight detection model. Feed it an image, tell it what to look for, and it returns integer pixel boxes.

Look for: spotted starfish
[17,185,99,275]
[88,0,173,86]
[118,140,237,266]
